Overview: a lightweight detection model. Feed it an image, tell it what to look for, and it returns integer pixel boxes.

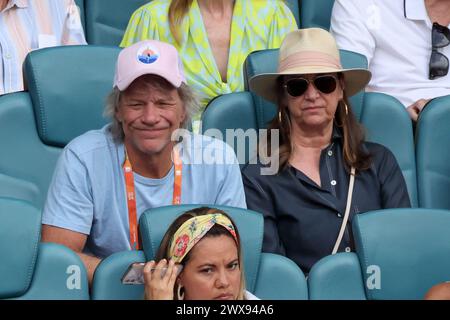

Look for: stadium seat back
[360,92,418,207]
[309,208,450,299]
[0,197,89,300]
[201,92,259,167]
[24,45,120,147]
[0,46,119,208]
[300,0,335,30]
[91,250,146,300]
[353,208,450,299]
[0,92,60,208]
[308,252,366,300]
[84,0,149,46]
[416,95,450,209]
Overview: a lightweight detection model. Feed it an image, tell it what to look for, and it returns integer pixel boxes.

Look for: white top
[244,290,260,300]
[331,0,450,107]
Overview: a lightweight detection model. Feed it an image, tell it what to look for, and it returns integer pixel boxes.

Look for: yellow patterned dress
[121,0,298,124]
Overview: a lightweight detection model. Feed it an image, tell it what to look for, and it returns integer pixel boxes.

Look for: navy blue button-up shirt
[242,130,411,273]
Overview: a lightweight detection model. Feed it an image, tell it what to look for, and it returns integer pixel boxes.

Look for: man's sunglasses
[283,75,338,97]
[429,22,450,80]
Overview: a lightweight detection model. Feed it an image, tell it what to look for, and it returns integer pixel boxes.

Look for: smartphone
[121,262,183,285]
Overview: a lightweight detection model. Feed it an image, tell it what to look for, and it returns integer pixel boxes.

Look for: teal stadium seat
[416,95,450,209]
[360,92,418,207]
[0,92,59,208]
[308,208,450,299]
[201,92,259,167]
[84,0,148,45]
[300,0,335,30]
[91,205,308,300]
[0,197,89,299]
[0,46,119,209]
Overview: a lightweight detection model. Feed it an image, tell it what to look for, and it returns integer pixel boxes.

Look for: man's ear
[179,102,187,127]
[115,105,123,122]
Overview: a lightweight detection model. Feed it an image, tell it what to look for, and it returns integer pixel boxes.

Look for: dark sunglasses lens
[432,23,450,48]
[286,79,308,96]
[429,51,449,79]
[314,76,337,94]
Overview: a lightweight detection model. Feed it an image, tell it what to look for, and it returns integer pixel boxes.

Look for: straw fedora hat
[249,28,371,104]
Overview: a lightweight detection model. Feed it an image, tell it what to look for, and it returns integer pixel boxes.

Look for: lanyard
[123,147,182,250]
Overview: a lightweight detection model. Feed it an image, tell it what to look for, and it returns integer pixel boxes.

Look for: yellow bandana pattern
[169,213,237,263]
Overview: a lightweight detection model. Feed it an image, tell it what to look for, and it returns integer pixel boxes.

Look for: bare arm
[424,282,450,300]
[41,224,101,286]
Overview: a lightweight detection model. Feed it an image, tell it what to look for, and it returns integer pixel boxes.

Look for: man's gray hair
[104,79,200,141]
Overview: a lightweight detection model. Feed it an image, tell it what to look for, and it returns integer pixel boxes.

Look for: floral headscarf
[169,213,238,263]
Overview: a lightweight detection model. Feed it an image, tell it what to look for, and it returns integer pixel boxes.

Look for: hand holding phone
[121,261,183,285]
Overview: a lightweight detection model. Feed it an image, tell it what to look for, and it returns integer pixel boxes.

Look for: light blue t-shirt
[42,125,246,258]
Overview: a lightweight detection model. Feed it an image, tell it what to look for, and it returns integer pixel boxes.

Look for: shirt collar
[331,125,343,142]
[404,0,428,22]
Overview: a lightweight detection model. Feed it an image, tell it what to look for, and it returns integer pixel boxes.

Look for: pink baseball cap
[113,40,186,91]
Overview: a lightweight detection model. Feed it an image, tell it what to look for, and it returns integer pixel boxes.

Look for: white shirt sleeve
[330,0,377,63]
[61,0,87,45]
[42,146,94,235]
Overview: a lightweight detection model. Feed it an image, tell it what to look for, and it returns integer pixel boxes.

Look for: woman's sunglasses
[283,75,338,97]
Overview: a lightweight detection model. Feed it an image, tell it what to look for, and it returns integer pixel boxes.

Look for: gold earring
[343,101,349,115]
[177,284,185,300]
[278,111,282,123]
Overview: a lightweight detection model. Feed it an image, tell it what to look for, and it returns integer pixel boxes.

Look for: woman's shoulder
[241,160,287,182]
[363,141,395,157]
[241,161,266,177]
[363,141,399,169]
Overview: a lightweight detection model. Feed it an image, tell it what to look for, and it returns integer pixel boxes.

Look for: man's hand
[407,99,431,122]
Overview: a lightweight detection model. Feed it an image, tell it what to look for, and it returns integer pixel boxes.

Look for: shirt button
[328,150,333,156]
[331,180,337,186]
[345,247,351,253]
[5,53,11,59]
[337,213,342,218]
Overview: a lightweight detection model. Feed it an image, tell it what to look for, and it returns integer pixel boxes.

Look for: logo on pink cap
[137,45,159,65]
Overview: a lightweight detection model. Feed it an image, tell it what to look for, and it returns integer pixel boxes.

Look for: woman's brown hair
[263,74,372,173]
[168,0,193,45]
